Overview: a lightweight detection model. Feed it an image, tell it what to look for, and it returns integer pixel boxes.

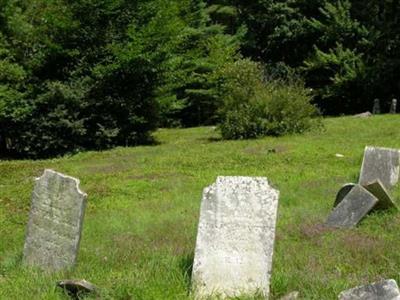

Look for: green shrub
[217,59,320,140]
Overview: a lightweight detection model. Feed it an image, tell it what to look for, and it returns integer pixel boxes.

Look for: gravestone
[390,99,397,114]
[373,98,381,114]
[338,279,400,300]
[334,183,356,207]
[364,180,397,210]
[359,146,400,190]
[326,184,378,228]
[192,176,279,299]
[23,169,87,272]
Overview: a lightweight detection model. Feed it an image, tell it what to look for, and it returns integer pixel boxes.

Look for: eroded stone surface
[364,180,397,210]
[326,184,378,228]
[359,146,400,190]
[334,183,356,207]
[23,169,87,272]
[57,279,96,298]
[338,279,400,300]
[192,176,279,299]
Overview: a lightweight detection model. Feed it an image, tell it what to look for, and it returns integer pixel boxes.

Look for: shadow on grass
[179,253,194,293]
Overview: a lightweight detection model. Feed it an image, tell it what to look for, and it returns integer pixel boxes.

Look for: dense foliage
[0,0,397,157]
[217,59,319,139]
[224,0,400,114]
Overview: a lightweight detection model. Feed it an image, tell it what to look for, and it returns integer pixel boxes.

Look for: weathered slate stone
[359,146,400,190]
[192,176,279,299]
[338,279,400,300]
[57,279,96,298]
[23,169,87,272]
[334,183,356,207]
[326,184,378,228]
[364,180,397,210]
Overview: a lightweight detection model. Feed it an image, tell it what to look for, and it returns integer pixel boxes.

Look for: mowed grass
[1,115,400,299]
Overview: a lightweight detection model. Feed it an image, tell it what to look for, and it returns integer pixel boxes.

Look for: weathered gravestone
[338,279,400,300]
[192,176,279,299]
[373,98,381,114]
[364,180,397,210]
[23,169,87,272]
[359,146,400,190]
[326,184,378,228]
[334,183,356,207]
[391,99,397,114]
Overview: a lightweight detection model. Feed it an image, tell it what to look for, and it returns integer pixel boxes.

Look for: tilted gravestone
[359,146,400,190]
[326,184,378,228]
[334,183,356,208]
[192,176,279,299]
[364,180,397,210]
[338,279,400,300]
[23,169,87,272]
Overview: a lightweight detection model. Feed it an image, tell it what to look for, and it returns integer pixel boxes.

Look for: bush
[217,59,320,140]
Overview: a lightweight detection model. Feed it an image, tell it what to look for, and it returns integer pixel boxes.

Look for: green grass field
[1,115,400,299]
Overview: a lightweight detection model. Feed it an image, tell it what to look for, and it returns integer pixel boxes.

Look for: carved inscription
[23,169,87,272]
[192,176,279,299]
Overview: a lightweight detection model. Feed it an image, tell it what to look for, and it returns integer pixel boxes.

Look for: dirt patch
[300,223,335,239]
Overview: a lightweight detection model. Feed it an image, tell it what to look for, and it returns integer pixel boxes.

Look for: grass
[1,115,400,299]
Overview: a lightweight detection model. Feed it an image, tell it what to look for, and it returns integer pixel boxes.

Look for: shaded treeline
[0,0,398,157]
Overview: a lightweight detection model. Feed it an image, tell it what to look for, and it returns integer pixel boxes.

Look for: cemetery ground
[1,115,400,300]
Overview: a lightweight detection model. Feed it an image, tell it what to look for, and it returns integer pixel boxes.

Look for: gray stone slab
[334,183,356,207]
[338,279,400,300]
[23,169,87,272]
[364,180,397,210]
[192,176,279,299]
[359,146,400,190]
[326,184,378,228]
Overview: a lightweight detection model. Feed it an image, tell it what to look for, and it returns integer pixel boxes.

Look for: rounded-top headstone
[23,169,87,272]
[192,176,279,299]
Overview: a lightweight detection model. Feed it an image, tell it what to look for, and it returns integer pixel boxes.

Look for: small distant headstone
[23,169,87,272]
[326,184,378,228]
[57,279,96,299]
[373,98,381,114]
[353,112,372,118]
[192,176,279,299]
[338,279,400,300]
[390,99,397,114]
[334,183,356,208]
[359,146,400,190]
[364,180,397,210]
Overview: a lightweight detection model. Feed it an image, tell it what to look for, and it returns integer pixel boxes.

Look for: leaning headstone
[326,184,378,228]
[373,98,381,114]
[338,279,400,300]
[359,146,400,190]
[390,99,397,114]
[334,183,356,207]
[364,180,397,210]
[192,176,279,299]
[23,169,87,272]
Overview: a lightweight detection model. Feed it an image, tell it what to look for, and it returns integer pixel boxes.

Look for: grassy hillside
[1,115,400,299]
